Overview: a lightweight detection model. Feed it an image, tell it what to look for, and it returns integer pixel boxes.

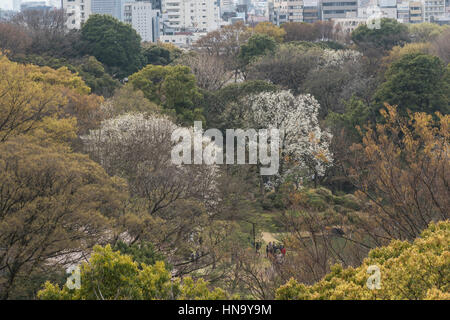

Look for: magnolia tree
[321,49,363,68]
[245,90,333,187]
[81,113,224,275]
[81,113,219,214]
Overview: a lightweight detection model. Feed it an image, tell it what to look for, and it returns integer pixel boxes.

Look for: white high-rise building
[272,0,304,24]
[422,0,446,22]
[91,0,125,20]
[62,0,92,29]
[123,1,160,42]
[161,0,221,32]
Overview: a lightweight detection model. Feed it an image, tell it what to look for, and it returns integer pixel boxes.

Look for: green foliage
[352,18,410,51]
[81,14,144,78]
[373,52,449,114]
[128,64,203,124]
[408,22,449,42]
[0,137,127,299]
[201,80,279,129]
[290,41,345,50]
[238,34,277,66]
[276,220,450,300]
[104,84,161,117]
[326,97,372,140]
[77,56,120,97]
[38,245,230,300]
[142,43,182,66]
[113,241,168,268]
[10,54,119,97]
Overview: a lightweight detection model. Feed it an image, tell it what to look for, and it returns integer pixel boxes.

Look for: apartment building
[62,0,91,29]
[91,0,126,20]
[123,1,160,42]
[303,0,321,22]
[397,1,410,22]
[321,0,358,20]
[272,0,304,25]
[423,0,446,22]
[409,1,423,23]
[161,0,221,32]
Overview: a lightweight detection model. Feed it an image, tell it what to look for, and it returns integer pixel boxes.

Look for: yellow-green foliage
[38,245,230,300]
[276,221,450,300]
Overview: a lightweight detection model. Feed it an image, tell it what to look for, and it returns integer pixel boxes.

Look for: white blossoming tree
[321,49,363,68]
[81,113,219,215]
[81,113,225,276]
[245,90,333,188]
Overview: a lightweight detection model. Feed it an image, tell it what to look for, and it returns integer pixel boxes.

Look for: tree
[282,21,337,42]
[76,56,120,97]
[247,44,323,94]
[0,138,127,299]
[0,22,31,56]
[8,54,119,98]
[81,14,143,78]
[373,52,449,115]
[408,22,448,43]
[142,42,182,66]
[301,49,365,117]
[244,90,333,187]
[348,105,449,242]
[102,84,161,118]
[432,28,450,64]
[203,80,279,130]
[0,54,94,142]
[238,34,277,69]
[128,65,203,124]
[178,52,232,91]
[383,42,433,67]
[194,22,250,80]
[252,22,286,43]
[81,113,221,271]
[276,220,449,300]
[37,245,229,300]
[351,18,409,52]
[273,187,366,285]
[11,8,80,58]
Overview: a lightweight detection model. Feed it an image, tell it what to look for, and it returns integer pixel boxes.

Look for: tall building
[409,1,423,23]
[423,0,446,22]
[303,0,321,23]
[397,1,410,22]
[123,1,160,42]
[161,0,221,33]
[91,0,125,20]
[62,0,92,29]
[321,0,358,20]
[272,0,304,25]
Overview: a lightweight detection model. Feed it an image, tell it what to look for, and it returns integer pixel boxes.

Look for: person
[266,244,269,257]
[281,246,286,257]
[273,243,279,254]
[268,242,273,257]
[256,241,261,254]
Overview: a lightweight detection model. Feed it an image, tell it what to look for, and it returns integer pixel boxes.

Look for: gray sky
[0,0,13,10]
